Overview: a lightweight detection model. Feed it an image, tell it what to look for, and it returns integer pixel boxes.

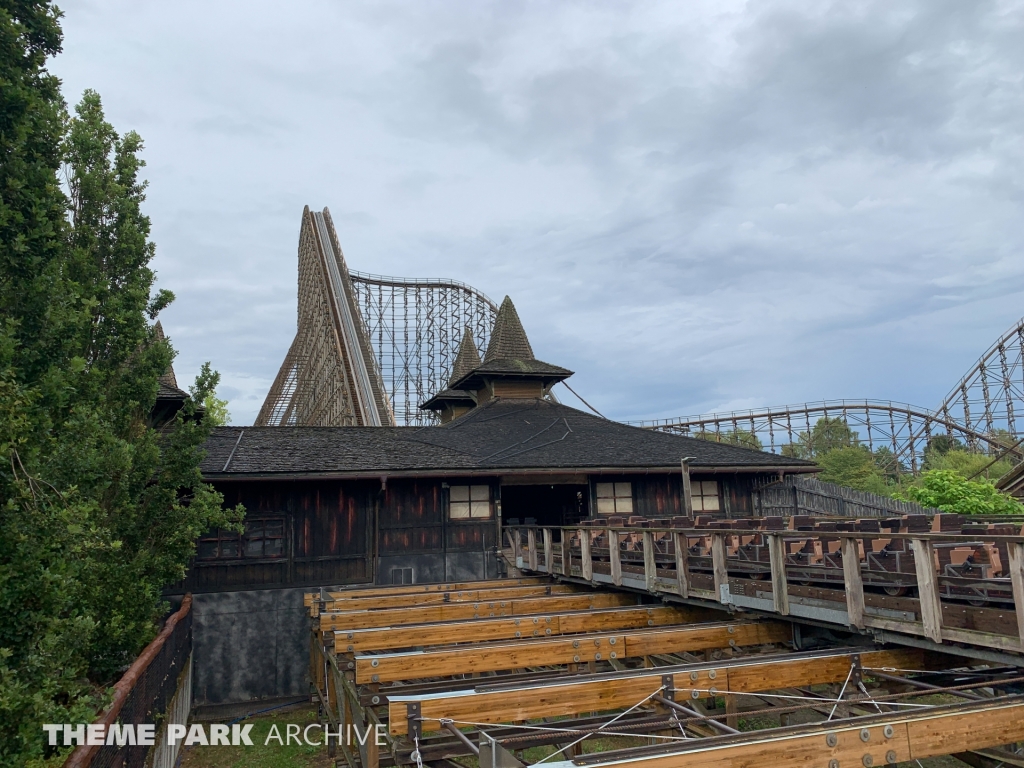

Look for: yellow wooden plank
[356,621,791,684]
[547,701,1024,768]
[303,577,550,606]
[335,606,696,653]
[320,592,634,632]
[387,647,928,735]
[322,583,579,611]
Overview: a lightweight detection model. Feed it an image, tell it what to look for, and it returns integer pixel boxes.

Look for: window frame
[691,480,721,513]
[594,481,633,515]
[197,517,287,561]
[448,484,494,521]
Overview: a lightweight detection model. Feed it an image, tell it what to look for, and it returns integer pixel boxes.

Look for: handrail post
[711,533,728,604]
[543,528,553,574]
[681,459,694,517]
[643,531,657,591]
[527,528,538,572]
[911,538,943,643]
[608,528,622,587]
[673,531,690,598]
[842,537,865,629]
[560,529,570,576]
[580,529,593,581]
[766,533,789,615]
[1007,542,1024,648]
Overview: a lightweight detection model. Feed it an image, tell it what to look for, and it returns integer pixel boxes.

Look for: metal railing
[63,595,193,768]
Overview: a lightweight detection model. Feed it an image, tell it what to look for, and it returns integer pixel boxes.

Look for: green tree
[923,448,1013,482]
[0,25,241,765]
[899,471,1024,515]
[693,428,763,451]
[782,416,859,459]
[203,391,231,426]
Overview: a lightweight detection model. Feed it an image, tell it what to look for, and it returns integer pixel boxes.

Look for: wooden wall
[171,479,375,594]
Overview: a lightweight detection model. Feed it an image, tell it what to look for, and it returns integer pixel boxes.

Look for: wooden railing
[509,524,1024,655]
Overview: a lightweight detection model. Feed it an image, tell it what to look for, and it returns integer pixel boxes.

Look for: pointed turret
[419,327,484,423]
[450,296,572,404]
[449,327,482,387]
[484,296,534,363]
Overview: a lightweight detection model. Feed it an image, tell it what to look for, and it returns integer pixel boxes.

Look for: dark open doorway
[501,484,589,528]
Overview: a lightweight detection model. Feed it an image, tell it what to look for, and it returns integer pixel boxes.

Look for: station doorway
[500,483,589,528]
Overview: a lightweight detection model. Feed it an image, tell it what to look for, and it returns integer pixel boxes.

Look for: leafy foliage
[899,471,1024,516]
[0,7,240,763]
[692,428,763,451]
[202,391,231,426]
[815,446,891,494]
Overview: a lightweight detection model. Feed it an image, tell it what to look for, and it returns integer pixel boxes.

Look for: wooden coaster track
[306,576,1024,768]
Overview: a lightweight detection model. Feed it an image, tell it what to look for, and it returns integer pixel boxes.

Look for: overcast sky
[52,1,1024,425]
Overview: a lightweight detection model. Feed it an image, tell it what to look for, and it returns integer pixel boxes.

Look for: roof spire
[449,327,481,387]
[484,296,534,363]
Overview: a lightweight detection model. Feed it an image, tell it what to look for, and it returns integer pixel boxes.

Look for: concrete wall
[191,552,497,705]
[191,587,310,706]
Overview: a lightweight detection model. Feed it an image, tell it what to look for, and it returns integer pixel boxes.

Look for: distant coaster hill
[256,206,1024,480]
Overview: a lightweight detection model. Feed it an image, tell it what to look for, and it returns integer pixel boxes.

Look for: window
[449,485,492,519]
[691,480,720,512]
[595,482,633,515]
[392,567,413,585]
[244,519,285,558]
[198,518,286,560]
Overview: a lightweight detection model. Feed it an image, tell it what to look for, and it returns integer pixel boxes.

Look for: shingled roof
[202,399,815,477]
[450,327,482,386]
[485,296,534,362]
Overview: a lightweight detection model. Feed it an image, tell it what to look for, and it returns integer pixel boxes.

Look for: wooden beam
[1007,542,1024,649]
[334,605,704,653]
[320,592,636,632]
[643,531,657,592]
[674,531,690,599]
[911,538,943,643]
[842,536,865,629]
[711,533,728,604]
[543,528,553,574]
[560,534,570,576]
[581,530,593,581]
[307,576,549,605]
[766,533,789,615]
[355,622,791,684]
[538,699,1024,768]
[322,584,580,612]
[527,529,538,571]
[609,529,622,587]
[681,459,693,516]
[388,647,929,735]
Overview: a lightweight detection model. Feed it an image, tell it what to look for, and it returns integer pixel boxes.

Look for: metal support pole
[652,694,740,735]
[442,720,480,755]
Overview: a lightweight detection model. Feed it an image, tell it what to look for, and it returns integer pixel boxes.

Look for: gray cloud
[51,0,1024,425]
